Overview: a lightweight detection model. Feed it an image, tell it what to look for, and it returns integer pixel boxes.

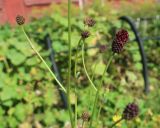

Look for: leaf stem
[89,53,115,128]
[21,26,66,93]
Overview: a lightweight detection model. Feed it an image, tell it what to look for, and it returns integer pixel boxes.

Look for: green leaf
[133,53,141,62]
[6,49,26,65]
[0,86,17,101]
[52,41,67,52]
[0,81,4,88]
[135,62,142,70]
[0,116,7,128]
[44,88,58,106]
[14,103,26,122]
[7,116,18,128]
[26,57,38,66]
[2,100,13,107]
[44,110,56,125]
[0,107,5,116]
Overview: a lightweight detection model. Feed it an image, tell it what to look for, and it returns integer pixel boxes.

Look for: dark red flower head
[115,29,129,44]
[84,17,96,27]
[112,29,129,53]
[16,15,25,25]
[81,111,90,121]
[122,103,139,120]
[81,30,90,39]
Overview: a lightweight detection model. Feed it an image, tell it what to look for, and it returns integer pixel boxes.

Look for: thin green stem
[74,38,82,77]
[82,42,97,91]
[91,60,101,122]
[21,26,66,93]
[74,38,82,127]
[110,118,123,128]
[89,53,115,128]
[97,103,102,120]
[75,88,78,128]
[68,0,74,128]
[82,120,85,128]
[97,88,109,123]
[88,60,98,111]
[74,39,82,128]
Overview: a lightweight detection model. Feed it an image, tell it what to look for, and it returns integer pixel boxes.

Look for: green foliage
[0,1,160,128]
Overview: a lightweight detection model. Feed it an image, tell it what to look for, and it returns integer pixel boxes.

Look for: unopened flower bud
[81,30,90,39]
[16,15,25,25]
[84,17,96,27]
[81,111,90,121]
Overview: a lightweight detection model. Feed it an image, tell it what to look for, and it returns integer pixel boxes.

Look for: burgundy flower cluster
[112,29,129,53]
[122,102,139,120]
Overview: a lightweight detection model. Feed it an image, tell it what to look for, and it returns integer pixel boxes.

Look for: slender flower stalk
[74,38,82,77]
[97,103,103,120]
[67,0,74,127]
[75,88,78,128]
[21,26,66,93]
[82,121,85,128]
[89,53,115,128]
[74,38,82,127]
[82,42,97,91]
[74,45,80,128]
[86,60,99,110]
[87,60,99,111]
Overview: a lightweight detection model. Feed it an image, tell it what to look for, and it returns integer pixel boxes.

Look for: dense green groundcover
[0,2,160,128]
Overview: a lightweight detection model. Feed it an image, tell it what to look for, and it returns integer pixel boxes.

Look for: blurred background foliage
[0,0,160,128]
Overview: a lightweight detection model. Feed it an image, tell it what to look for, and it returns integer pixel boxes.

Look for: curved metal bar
[119,16,149,94]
